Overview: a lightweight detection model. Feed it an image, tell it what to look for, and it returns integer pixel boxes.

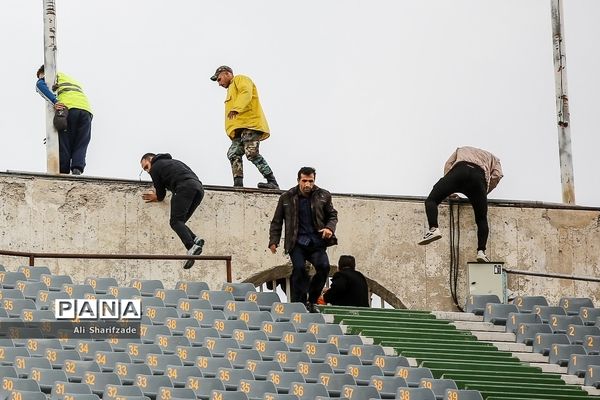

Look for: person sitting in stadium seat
[323,255,370,307]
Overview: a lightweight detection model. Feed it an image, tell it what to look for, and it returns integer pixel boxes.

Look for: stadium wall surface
[1,172,599,311]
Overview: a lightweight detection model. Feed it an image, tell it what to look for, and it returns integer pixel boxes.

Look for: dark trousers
[289,244,330,304]
[59,108,92,174]
[425,162,489,251]
[170,181,204,250]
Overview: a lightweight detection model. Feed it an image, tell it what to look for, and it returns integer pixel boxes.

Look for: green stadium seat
[199,290,235,310]
[483,303,519,325]
[372,355,410,376]
[261,321,296,341]
[245,292,281,311]
[94,350,132,372]
[84,277,118,294]
[505,312,541,333]
[419,378,458,400]
[63,360,101,383]
[567,354,600,377]
[369,375,408,398]
[511,295,548,313]
[444,389,483,400]
[346,364,384,385]
[154,288,187,308]
[222,282,256,301]
[296,361,333,383]
[44,348,80,368]
[130,279,164,297]
[186,376,225,400]
[245,360,282,380]
[559,297,594,315]
[134,374,173,399]
[233,329,268,349]
[0,271,28,289]
[325,354,361,374]
[395,367,434,387]
[225,348,261,368]
[175,280,210,299]
[271,302,307,322]
[533,305,566,323]
[18,266,51,282]
[29,366,68,392]
[566,324,600,344]
[175,345,211,366]
[195,356,232,378]
[274,350,311,372]
[304,342,339,363]
[282,332,318,352]
[341,384,380,399]
[532,333,569,355]
[267,371,305,394]
[203,337,239,358]
[465,295,500,315]
[216,367,254,390]
[164,317,199,335]
[192,309,227,328]
[183,327,220,347]
[548,343,586,366]
[223,300,260,319]
[317,372,355,397]
[307,323,343,343]
[397,387,436,400]
[177,298,212,317]
[239,379,277,400]
[164,365,202,388]
[114,362,151,385]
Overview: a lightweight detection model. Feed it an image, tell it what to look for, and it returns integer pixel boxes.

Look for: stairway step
[531,362,567,374]
[433,311,483,322]
[487,341,532,353]
[513,352,548,363]
[472,331,516,342]
[452,321,506,332]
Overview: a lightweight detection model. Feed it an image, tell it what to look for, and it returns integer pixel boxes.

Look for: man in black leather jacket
[268,167,338,312]
[140,153,205,269]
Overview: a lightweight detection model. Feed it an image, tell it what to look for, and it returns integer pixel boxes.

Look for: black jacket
[149,154,202,201]
[269,185,338,254]
[323,269,369,307]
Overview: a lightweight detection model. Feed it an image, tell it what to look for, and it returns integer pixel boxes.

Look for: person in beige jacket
[418,146,503,262]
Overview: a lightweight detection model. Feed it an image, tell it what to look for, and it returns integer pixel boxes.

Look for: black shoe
[183,239,204,270]
[233,177,244,187]
[72,168,82,175]
[257,173,279,189]
[306,302,320,314]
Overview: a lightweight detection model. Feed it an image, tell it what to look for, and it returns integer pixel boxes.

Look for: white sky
[2,1,599,206]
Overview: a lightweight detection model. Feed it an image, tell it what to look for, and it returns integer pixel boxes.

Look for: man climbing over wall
[418,146,503,262]
[140,153,205,269]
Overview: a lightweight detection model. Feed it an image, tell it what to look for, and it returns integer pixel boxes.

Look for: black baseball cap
[210,65,233,81]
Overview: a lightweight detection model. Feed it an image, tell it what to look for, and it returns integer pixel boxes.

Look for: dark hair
[140,153,156,162]
[338,255,356,270]
[37,65,44,78]
[297,167,316,180]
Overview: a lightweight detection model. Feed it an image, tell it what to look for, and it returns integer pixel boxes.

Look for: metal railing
[0,249,233,282]
[505,268,600,283]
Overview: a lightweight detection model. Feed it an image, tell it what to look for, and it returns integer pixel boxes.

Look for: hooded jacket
[149,154,201,201]
[269,185,338,254]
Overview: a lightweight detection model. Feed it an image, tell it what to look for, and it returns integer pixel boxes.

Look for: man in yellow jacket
[36,65,93,175]
[211,66,278,189]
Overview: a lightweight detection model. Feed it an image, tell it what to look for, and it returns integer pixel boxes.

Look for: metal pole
[43,0,60,174]
[551,0,575,204]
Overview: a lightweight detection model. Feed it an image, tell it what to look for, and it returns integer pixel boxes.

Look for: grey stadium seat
[114,362,152,385]
[245,291,281,311]
[327,334,364,354]
[52,381,93,398]
[261,321,296,341]
[347,344,385,364]
[45,348,81,369]
[560,297,594,315]
[567,354,600,377]
[287,382,328,400]
[1,298,36,317]
[210,391,249,400]
[370,375,409,398]
[36,290,68,310]
[25,338,63,357]
[483,303,519,325]
[203,337,239,358]
[584,335,600,355]
[548,315,584,334]
[61,283,95,298]
[567,324,600,345]
[154,334,191,355]
[140,324,171,344]
[464,294,500,315]
[130,279,164,297]
[0,271,28,289]
[30,367,68,391]
[0,365,17,378]
[18,265,51,281]
[325,353,362,374]
[76,340,113,361]
[164,317,199,336]
[136,295,165,309]
[580,307,600,326]
[144,306,179,325]
[222,282,256,301]
[233,329,268,349]
[307,323,344,343]
[82,371,121,395]
[397,387,436,400]
[195,356,232,378]
[40,274,72,291]
[175,280,210,299]
[224,300,260,320]
[164,365,202,388]
[548,343,587,366]
[419,378,458,399]
[16,281,48,300]
[296,360,333,383]
[0,346,31,365]
[533,305,566,323]
[274,350,311,372]
[282,332,318,352]
[13,356,51,378]
[304,342,339,363]
[290,312,325,332]
[515,323,552,345]
[176,345,211,366]
[532,333,570,355]
[506,312,541,334]
[238,311,273,330]
[584,365,600,388]
[267,371,305,394]
[134,374,173,399]
[239,379,277,400]
[511,295,548,313]
[102,384,143,399]
[373,355,411,376]
[106,286,141,299]
[346,364,384,385]
[94,351,131,373]
[84,277,118,294]
[126,343,163,363]
[0,288,24,299]
[444,389,483,400]
[146,353,182,375]
[154,288,188,308]
[270,302,307,322]
[254,339,289,361]
[216,367,254,390]
[213,318,249,338]
[341,384,381,399]
[20,309,54,322]
[225,348,261,369]
[177,298,212,317]
[0,378,40,400]
[192,309,227,328]
[319,372,355,397]
[246,360,282,380]
[186,376,225,400]
[63,360,101,383]
[395,367,434,387]
[184,327,220,347]
[158,386,197,400]
[199,290,235,310]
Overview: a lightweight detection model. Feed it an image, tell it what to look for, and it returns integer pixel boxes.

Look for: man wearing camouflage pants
[211,65,279,189]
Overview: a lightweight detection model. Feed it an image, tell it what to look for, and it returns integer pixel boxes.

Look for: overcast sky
[2,1,599,206]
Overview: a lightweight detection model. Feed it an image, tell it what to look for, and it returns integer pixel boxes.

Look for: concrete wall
[1,172,599,311]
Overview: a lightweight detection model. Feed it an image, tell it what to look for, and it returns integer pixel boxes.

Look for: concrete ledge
[472,331,516,342]
[487,341,532,352]
[407,357,418,367]
[581,385,600,396]
[452,321,506,332]
[512,352,547,363]
[432,311,483,322]
[563,375,584,385]
[531,363,567,374]
[383,346,396,356]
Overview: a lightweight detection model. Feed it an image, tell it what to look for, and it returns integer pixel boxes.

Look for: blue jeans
[289,244,330,304]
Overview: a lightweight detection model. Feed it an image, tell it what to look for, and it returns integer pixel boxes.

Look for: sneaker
[306,302,320,314]
[476,250,490,263]
[193,237,205,247]
[183,240,204,270]
[72,168,82,175]
[418,227,442,245]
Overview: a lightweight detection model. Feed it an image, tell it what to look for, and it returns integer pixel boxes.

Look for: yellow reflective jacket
[224,75,269,140]
[55,72,92,114]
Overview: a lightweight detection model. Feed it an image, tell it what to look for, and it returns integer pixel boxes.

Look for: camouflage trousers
[227,129,273,178]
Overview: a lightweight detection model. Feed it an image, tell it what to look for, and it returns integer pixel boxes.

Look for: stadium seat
[0,288,25,300]
[63,360,101,383]
[0,378,41,399]
[155,334,191,355]
[140,324,171,344]
[341,384,381,399]
[184,327,220,347]
[290,312,326,332]
[84,277,118,294]
[195,356,232,378]
[106,286,141,299]
[0,271,28,289]
[267,371,305,394]
[62,283,95,299]
[307,323,344,343]
[296,361,333,383]
[567,354,600,377]
[282,332,318,352]
[560,297,594,315]
[245,292,281,311]
[24,338,62,357]
[483,303,519,325]
[83,371,121,395]
[397,387,436,400]
[1,298,36,317]
[239,379,277,400]
[262,394,300,400]
[39,274,72,291]
[327,335,364,354]
[145,306,180,325]
[579,307,600,326]
[511,295,548,313]
[158,386,197,400]
[52,381,94,398]
[0,365,17,378]
[566,324,600,344]
[154,288,187,308]
[318,372,355,397]
[130,279,164,297]
[346,364,384,385]
[45,348,80,369]
[419,378,458,399]
[373,355,411,376]
[175,280,210,299]
[274,350,311,372]
[325,354,361,374]
[20,309,54,322]
[222,282,256,301]
[464,295,499,315]
[254,339,289,361]
[104,337,141,353]
[246,360,282,380]
[548,343,587,366]
[213,318,249,338]
[18,266,51,281]
[271,302,307,322]
[233,329,268,349]
[0,346,31,365]
[176,345,211,366]
[224,300,260,320]
[136,295,165,309]
[210,390,249,400]
[126,343,163,363]
[216,367,254,390]
[532,333,570,355]
[533,305,566,323]
[76,340,113,361]
[16,281,48,300]
[225,348,261,369]
[192,309,227,328]
[186,376,225,400]
[203,337,239,358]
[287,382,328,399]
[444,389,483,400]
[177,298,213,317]
[505,312,541,334]
[584,335,600,355]
[515,323,552,345]
[36,290,68,310]
[395,367,434,387]
[370,375,408,398]
[30,367,68,391]
[548,315,584,333]
[101,383,143,399]
[164,365,202,387]
[135,374,173,398]
[93,351,131,373]
[199,290,235,310]
[262,321,296,341]
[304,342,339,363]
[164,317,199,336]
[584,365,600,388]
[347,344,385,365]
[13,356,51,378]
[238,310,274,330]
[114,362,152,385]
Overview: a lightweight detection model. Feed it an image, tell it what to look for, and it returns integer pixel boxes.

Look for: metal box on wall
[467,262,506,303]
